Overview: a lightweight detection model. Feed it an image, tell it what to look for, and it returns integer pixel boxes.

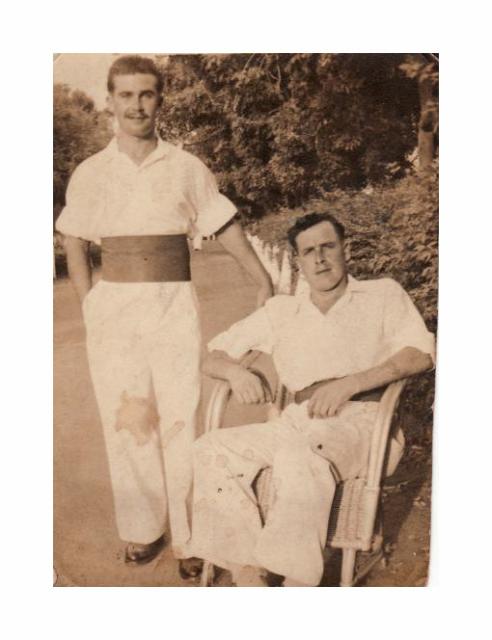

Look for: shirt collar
[345,274,366,293]
[103,136,172,168]
[298,273,364,317]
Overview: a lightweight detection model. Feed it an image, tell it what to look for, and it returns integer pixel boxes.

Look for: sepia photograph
[53,52,438,588]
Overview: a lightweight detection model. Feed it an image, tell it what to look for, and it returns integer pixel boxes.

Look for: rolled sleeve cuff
[207,331,249,360]
[195,194,237,238]
[389,331,436,366]
[55,207,99,244]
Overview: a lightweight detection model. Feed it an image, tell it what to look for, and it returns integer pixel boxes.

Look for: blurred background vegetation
[53,53,438,435]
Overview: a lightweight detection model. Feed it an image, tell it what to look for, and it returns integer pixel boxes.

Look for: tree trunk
[418,69,438,171]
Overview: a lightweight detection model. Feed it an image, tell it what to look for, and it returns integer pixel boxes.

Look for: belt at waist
[101,235,191,283]
[293,379,385,405]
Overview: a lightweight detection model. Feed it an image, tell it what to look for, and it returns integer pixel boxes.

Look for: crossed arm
[203,346,433,418]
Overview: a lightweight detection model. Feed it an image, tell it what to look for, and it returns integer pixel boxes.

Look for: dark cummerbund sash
[101,235,191,283]
[293,378,385,405]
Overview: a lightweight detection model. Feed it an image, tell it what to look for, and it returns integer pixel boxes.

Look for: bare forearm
[203,350,271,404]
[202,351,245,384]
[307,347,433,418]
[351,347,433,394]
[64,235,92,304]
[217,221,273,296]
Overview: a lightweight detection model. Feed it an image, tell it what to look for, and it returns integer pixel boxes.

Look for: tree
[156,53,425,217]
[400,54,439,171]
[53,84,111,225]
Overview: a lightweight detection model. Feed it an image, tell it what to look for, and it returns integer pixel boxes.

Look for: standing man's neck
[310,275,348,314]
[116,131,158,166]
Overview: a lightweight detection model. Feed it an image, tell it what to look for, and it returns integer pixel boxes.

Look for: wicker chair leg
[353,548,384,585]
[200,560,214,587]
[340,549,357,587]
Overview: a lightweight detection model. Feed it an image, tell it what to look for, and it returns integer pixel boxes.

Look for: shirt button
[317,444,323,450]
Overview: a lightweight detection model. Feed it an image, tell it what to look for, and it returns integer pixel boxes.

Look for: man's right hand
[229,368,272,405]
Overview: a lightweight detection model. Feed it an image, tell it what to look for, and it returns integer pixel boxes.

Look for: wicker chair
[200,351,406,587]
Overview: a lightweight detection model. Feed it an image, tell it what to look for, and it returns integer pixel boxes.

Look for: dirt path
[54,242,430,587]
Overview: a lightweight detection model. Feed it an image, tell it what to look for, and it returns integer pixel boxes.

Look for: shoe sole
[124,552,161,566]
[124,538,165,565]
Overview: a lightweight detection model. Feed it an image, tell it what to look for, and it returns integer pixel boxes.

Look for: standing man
[55,55,273,574]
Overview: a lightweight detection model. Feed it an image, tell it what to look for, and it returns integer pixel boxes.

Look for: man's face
[295,221,348,293]
[107,73,161,139]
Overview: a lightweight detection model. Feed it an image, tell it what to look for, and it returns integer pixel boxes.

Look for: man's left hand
[307,377,360,419]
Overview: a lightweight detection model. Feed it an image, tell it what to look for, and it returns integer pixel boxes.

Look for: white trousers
[190,401,383,585]
[83,280,201,555]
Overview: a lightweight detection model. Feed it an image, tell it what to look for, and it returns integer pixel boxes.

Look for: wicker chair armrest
[366,379,406,488]
[203,350,264,433]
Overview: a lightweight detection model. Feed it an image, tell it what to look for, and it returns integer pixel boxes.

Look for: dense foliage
[53,84,111,222]
[156,54,421,217]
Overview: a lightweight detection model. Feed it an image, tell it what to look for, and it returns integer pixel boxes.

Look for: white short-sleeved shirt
[209,276,436,392]
[55,137,237,244]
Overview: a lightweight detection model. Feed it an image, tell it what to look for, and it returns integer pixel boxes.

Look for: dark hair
[107,55,164,94]
[287,212,346,252]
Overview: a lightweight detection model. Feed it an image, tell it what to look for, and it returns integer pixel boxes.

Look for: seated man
[190,212,435,587]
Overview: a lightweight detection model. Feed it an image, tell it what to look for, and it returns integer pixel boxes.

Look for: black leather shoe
[124,535,165,565]
[178,557,203,579]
